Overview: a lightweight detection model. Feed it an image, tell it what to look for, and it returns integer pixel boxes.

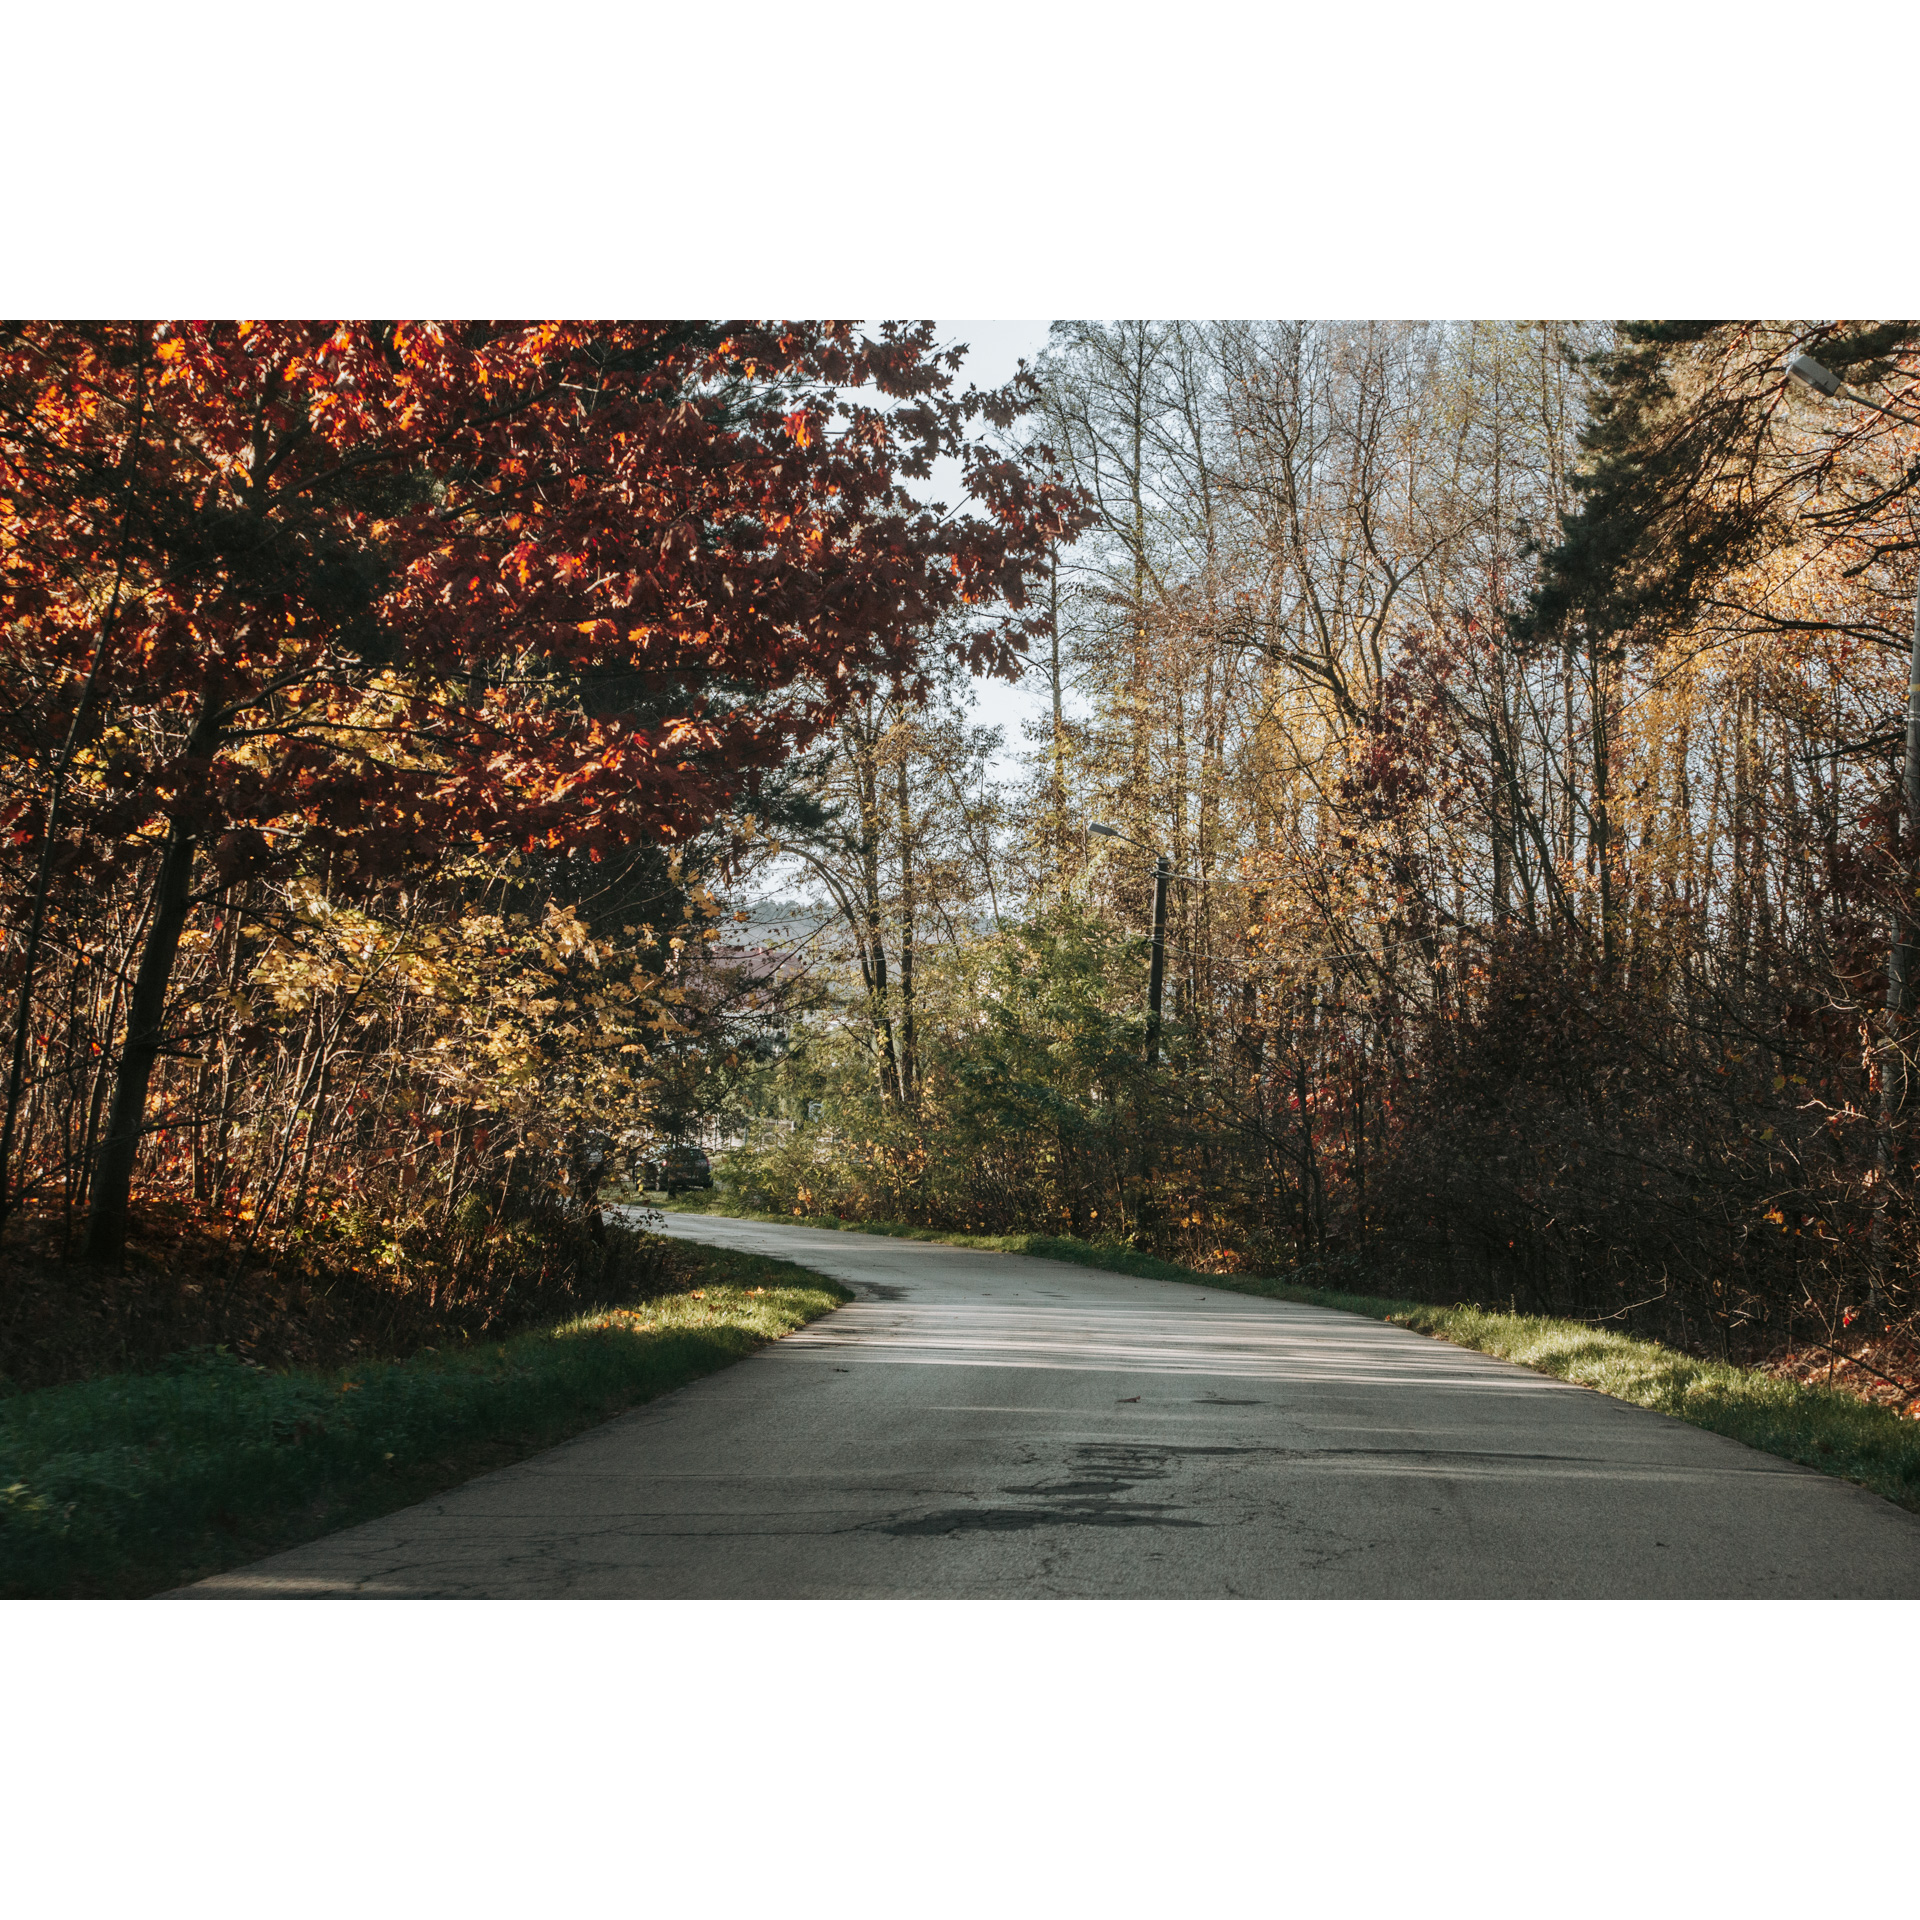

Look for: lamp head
[1088,823,1120,839]
[1787,354,1844,398]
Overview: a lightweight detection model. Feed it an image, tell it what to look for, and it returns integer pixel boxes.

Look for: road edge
[646,1196,1920,1513]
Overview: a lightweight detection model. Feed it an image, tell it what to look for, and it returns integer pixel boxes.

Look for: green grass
[653,1192,1920,1513]
[0,1241,847,1598]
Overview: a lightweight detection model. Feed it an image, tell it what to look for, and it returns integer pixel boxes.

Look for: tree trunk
[895,746,917,1112]
[83,700,219,1265]
[853,724,901,1107]
[1590,640,1617,981]
[0,384,147,1230]
[1048,546,1069,894]
[1872,580,1920,1311]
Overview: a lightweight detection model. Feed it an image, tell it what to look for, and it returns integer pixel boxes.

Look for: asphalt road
[178,1212,1920,1598]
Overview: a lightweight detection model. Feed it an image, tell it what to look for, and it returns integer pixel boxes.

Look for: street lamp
[1090,822,1172,1064]
[1786,351,1920,1302]
[1785,354,1844,398]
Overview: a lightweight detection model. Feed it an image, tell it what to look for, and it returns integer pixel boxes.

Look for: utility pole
[1146,854,1171,1066]
[1092,820,1258,1066]
[1091,824,1183,1066]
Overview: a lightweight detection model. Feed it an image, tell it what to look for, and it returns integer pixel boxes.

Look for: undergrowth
[0,1200,701,1395]
[1,1239,846,1598]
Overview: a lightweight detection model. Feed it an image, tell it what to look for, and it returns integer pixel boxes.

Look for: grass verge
[1,1240,846,1599]
[652,1193,1920,1513]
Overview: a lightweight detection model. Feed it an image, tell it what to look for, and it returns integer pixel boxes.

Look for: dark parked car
[644,1145,712,1195]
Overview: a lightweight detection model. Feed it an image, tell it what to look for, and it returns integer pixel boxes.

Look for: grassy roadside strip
[652,1193,1920,1513]
[1,1241,847,1599]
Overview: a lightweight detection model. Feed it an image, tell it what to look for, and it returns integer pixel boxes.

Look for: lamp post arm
[1841,390,1920,430]
[1089,823,1164,859]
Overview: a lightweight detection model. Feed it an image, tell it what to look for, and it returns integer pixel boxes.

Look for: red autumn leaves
[0,320,1082,887]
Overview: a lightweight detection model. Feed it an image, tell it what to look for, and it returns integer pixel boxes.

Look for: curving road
[179,1212,1920,1597]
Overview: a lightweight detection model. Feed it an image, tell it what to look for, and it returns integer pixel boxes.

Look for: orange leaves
[581,1309,658,1335]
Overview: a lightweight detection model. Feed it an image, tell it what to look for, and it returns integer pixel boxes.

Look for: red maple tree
[0,320,1083,1259]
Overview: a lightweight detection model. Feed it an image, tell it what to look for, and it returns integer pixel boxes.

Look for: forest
[5,319,1920,1414]
[693,320,1920,1413]
[0,321,1077,1383]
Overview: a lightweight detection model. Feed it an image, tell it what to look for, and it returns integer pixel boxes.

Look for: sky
[742,318,1061,909]
[919,319,1066,772]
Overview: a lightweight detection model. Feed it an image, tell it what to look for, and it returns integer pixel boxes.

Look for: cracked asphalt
[176,1213,1920,1597]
